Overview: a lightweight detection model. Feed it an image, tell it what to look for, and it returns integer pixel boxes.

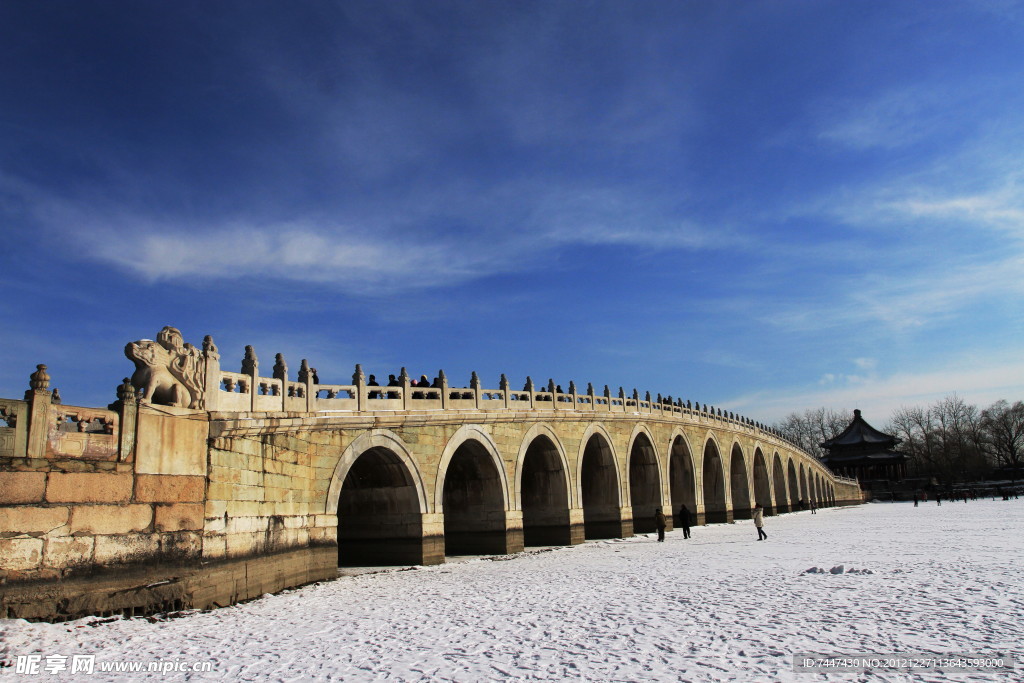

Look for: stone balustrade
[210,353,803,453]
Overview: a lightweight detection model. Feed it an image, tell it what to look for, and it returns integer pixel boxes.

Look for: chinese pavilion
[819,409,907,483]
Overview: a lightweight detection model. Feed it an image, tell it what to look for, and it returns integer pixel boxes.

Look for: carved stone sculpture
[125,326,207,409]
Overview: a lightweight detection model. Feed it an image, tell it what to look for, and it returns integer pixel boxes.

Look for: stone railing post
[274,354,288,411]
[353,364,366,412]
[645,391,652,413]
[25,364,52,459]
[113,377,138,461]
[470,371,481,410]
[499,374,510,410]
[525,376,535,409]
[241,345,259,412]
[618,387,625,413]
[586,382,595,411]
[200,335,221,412]
[603,385,611,412]
[400,367,411,410]
[568,380,577,411]
[439,370,449,410]
[548,379,558,411]
[299,359,314,411]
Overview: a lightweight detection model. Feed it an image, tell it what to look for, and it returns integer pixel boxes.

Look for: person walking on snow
[753,503,767,541]
[678,503,692,539]
[655,508,667,542]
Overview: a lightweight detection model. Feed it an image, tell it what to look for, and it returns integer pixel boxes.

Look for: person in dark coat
[655,508,667,542]
[677,503,691,539]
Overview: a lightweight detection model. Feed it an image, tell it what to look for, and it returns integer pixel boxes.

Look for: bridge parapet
[208,350,799,438]
[208,360,806,453]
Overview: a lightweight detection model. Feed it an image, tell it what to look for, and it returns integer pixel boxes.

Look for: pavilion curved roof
[820,409,901,450]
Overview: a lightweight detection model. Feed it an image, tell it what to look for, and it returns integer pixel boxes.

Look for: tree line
[774,396,1024,483]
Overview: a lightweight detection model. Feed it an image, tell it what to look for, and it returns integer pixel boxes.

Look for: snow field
[2,499,1021,682]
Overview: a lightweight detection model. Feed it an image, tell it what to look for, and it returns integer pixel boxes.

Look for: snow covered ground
[2,499,1022,682]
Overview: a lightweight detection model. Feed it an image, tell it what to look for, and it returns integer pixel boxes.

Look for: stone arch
[628,427,663,533]
[752,447,773,515]
[516,424,574,546]
[772,452,789,514]
[668,429,697,528]
[435,425,509,512]
[327,430,431,566]
[787,459,800,511]
[437,425,511,556]
[327,430,427,515]
[729,443,752,520]
[799,464,809,509]
[577,425,625,539]
[703,436,728,524]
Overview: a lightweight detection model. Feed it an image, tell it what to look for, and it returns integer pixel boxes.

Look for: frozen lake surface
[2,499,1022,682]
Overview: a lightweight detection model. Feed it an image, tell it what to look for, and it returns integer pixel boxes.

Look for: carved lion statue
[125,326,207,409]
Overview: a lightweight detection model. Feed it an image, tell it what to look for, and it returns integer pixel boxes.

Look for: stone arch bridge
[0,328,860,619]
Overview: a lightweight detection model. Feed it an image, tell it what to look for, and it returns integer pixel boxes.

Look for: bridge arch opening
[629,432,662,533]
[812,475,820,507]
[520,435,572,546]
[772,453,789,514]
[703,440,728,524]
[799,465,809,509]
[441,439,507,556]
[729,445,752,520]
[753,449,773,515]
[337,446,424,566]
[669,435,697,528]
[580,433,622,539]
[787,460,800,511]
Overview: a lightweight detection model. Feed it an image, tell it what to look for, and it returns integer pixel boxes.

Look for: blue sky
[1,1,1022,423]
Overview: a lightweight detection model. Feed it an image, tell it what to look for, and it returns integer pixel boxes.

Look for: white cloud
[7,171,742,295]
[815,85,955,151]
[852,357,877,371]
[729,350,1024,424]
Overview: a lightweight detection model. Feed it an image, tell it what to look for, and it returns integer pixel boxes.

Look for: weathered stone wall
[203,428,344,561]
[1,392,208,589]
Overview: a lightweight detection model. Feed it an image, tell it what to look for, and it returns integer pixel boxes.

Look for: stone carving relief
[125,326,210,409]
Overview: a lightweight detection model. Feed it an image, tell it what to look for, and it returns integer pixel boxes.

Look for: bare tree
[934,395,986,480]
[775,407,851,459]
[888,405,938,478]
[778,396,1021,483]
[980,400,1024,479]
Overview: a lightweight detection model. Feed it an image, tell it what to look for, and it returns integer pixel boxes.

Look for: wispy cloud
[815,85,958,151]
[6,171,743,294]
[730,350,1024,424]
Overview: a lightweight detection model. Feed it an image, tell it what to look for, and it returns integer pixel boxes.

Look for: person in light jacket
[753,503,767,541]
